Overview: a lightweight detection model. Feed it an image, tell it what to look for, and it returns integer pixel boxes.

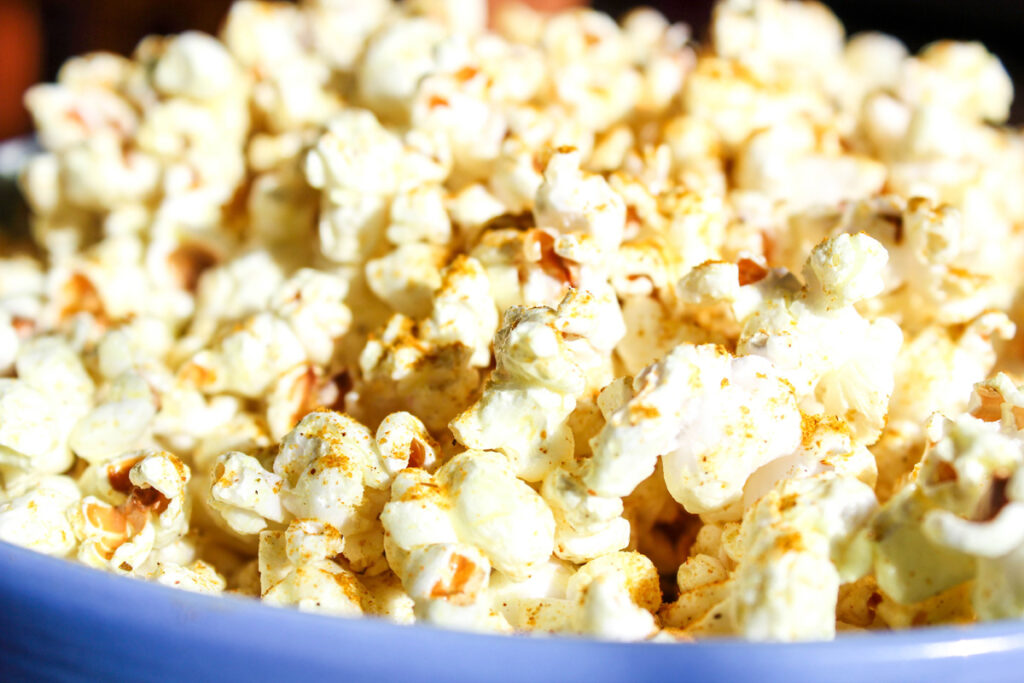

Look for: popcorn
[567,551,661,640]
[711,0,843,85]
[11,0,1024,644]
[900,41,1013,124]
[365,243,447,319]
[731,472,877,641]
[380,449,552,628]
[208,451,286,535]
[69,450,191,574]
[733,118,886,211]
[534,148,626,255]
[151,559,226,594]
[731,234,903,443]
[451,289,615,482]
[871,377,1024,620]
[269,269,351,366]
[0,380,72,476]
[273,411,388,533]
[420,256,499,368]
[0,475,81,556]
[182,313,307,398]
[353,314,481,435]
[357,19,449,122]
[259,519,366,616]
[306,110,447,265]
[152,32,242,101]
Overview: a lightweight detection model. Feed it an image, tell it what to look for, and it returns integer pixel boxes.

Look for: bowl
[3,540,1024,682]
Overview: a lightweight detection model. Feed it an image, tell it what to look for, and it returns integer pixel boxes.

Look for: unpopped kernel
[4,0,1024,643]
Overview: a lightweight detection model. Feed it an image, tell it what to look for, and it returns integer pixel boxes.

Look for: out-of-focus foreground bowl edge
[2,541,1024,682]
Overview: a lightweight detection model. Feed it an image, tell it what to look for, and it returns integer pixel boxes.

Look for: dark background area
[2,0,1023,140]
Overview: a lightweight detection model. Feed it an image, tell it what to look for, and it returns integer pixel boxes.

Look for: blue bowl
[2,540,1023,682]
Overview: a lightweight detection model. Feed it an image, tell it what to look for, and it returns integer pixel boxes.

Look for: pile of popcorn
[4,0,1024,642]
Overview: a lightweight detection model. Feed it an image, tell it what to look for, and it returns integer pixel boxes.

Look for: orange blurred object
[0,0,41,139]
[489,0,585,16]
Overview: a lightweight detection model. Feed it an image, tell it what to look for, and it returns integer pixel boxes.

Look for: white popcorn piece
[0,380,70,476]
[151,559,227,594]
[274,410,387,534]
[541,462,631,564]
[733,119,886,211]
[681,56,828,153]
[24,80,138,153]
[835,196,1016,328]
[259,519,366,616]
[451,289,613,481]
[587,343,801,517]
[221,1,307,70]
[265,364,323,442]
[208,452,286,536]
[366,243,447,319]
[734,234,903,443]
[442,450,555,579]
[660,553,731,629]
[567,552,661,641]
[186,250,285,346]
[306,110,447,265]
[353,313,480,435]
[270,268,351,366]
[357,19,448,122]
[534,149,626,255]
[387,184,452,246]
[711,0,844,85]
[540,10,643,132]
[0,475,81,556]
[900,41,1013,124]
[382,449,554,581]
[304,0,391,72]
[420,255,499,368]
[69,450,191,574]
[152,32,242,101]
[732,472,877,641]
[409,65,507,181]
[69,397,156,465]
[182,313,307,398]
[875,379,1024,619]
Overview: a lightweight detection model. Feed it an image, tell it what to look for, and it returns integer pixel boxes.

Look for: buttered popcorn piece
[68,450,191,574]
[208,451,286,536]
[182,312,307,398]
[732,473,877,641]
[383,450,555,581]
[534,148,626,254]
[0,337,95,476]
[587,343,802,516]
[729,234,903,443]
[0,476,81,556]
[11,0,1024,644]
[381,450,554,629]
[873,377,1024,619]
[151,559,226,594]
[451,289,613,482]
[259,519,366,616]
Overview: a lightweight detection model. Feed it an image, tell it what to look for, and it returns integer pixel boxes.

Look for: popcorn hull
[3,540,1024,682]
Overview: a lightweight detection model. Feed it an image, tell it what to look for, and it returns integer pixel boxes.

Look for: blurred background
[1,0,1023,140]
